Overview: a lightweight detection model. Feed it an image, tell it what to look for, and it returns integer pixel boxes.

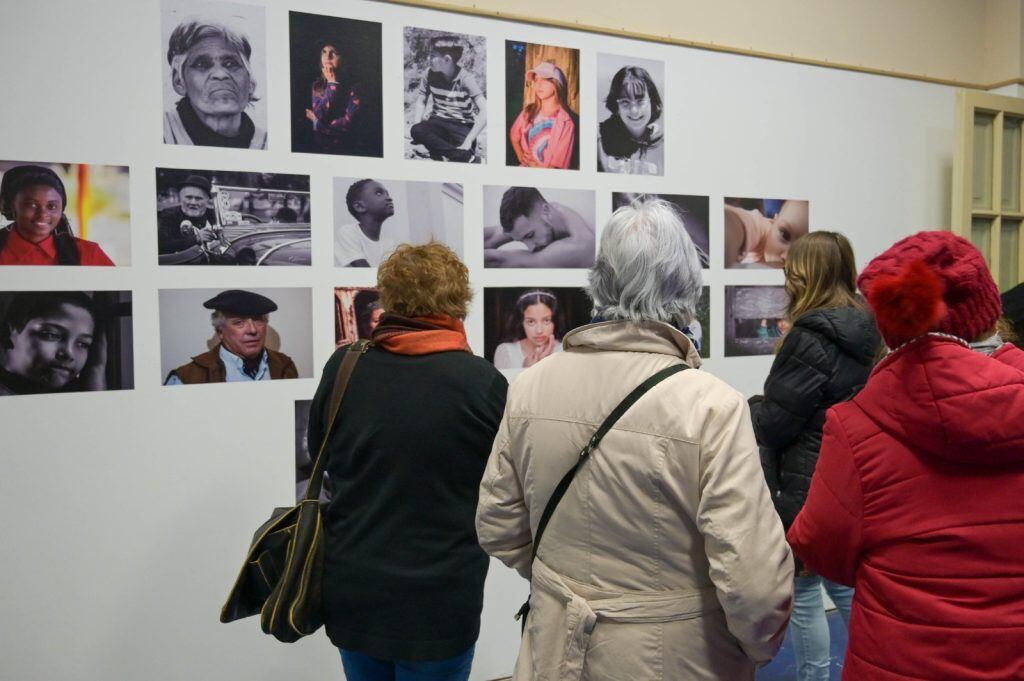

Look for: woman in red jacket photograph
[788,231,1024,680]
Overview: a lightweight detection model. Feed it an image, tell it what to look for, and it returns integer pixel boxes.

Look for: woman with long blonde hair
[749,231,881,681]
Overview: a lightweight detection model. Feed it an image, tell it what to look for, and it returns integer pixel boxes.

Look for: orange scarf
[370,313,472,355]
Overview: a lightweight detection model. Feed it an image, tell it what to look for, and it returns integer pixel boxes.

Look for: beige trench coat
[477,321,793,681]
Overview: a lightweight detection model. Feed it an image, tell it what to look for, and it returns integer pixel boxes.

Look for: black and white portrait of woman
[161,0,267,149]
[596,54,666,175]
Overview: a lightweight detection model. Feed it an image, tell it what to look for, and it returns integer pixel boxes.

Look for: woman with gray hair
[164,20,267,149]
[477,199,794,680]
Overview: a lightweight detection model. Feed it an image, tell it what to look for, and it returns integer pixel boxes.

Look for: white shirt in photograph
[493,340,562,370]
[334,222,398,267]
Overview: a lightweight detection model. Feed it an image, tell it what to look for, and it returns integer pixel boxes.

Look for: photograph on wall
[404,28,487,163]
[335,178,463,267]
[505,41,580,170]
[0,290,134,397]
[0,161,130,266]
[295,399,331,502]
[158,287,313,385]
[612,192,708,268]
[289,11,383,158]
[484,287,591,371]
[483,185,595,268]
[156,168,310,266]
[690,286,711,359]
[597,54,665,175]
[334,287,380,348]
[160,0,267,149]
[724,285,790,357]
[724,197,809,269]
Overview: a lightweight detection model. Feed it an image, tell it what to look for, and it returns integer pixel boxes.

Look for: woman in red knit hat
[788,231,1024,680]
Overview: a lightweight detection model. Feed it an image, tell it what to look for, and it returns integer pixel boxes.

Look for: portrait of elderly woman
[477,199,793,681]
[0,290,134,397]
[162,0,267,149]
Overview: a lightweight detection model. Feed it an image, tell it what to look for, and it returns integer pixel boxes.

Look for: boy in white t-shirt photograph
[335,178,399,267]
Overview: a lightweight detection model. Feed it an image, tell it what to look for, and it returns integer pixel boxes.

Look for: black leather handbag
[220,340,370,642]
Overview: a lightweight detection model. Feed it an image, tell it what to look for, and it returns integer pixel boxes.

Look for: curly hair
[377,242,472,318]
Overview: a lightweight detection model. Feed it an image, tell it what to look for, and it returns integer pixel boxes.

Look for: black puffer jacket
[750,306,880,529]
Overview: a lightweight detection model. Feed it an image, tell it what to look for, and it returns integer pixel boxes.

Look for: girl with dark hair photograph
[597,63,664,175]
[492,289,563,369]
[0,291,106,396]
[0,165,114,266]
[509,61,578,170]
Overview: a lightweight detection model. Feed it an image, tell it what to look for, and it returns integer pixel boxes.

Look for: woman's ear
[171,70,188,97]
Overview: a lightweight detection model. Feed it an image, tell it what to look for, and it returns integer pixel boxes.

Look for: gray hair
[587,199,703,329]
[210,310,267,331]
[167,20,258,104]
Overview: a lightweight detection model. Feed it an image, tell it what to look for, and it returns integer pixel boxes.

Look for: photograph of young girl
[0,162,130,266]
[404,28,487,163]
[724,285,791,357]
[289,11,383,158]
[483,287,591,371]
[612,192,708,268]
[505,41,580,170]
[597,54,665,175]
[724,197,809,269]
[0,290,134,397]
[334,287,381,348]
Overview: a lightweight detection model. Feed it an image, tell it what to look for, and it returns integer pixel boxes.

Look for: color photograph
[505,41,580,170]
[289,11,383,158]
[597,54,665,175]
[724,285,790,357]
[0,290,134,397]
[724,198,809,269]
[0,161,130,266]
[483,287,591,371]
[334,287,381,348]
[612,192,709,268]
[483,185,595,268]
[161,0,267,149]
[404,28,487,163]
[692,286,711,359]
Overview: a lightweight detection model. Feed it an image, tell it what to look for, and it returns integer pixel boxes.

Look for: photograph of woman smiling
[0,291,134,397]
[597,58,665,175]
[162,2,267,149]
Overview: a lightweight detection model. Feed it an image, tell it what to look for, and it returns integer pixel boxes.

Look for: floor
[757,610,848,680]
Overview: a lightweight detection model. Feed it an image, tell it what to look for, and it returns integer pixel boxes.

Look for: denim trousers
[791,574,854,681]
[340,646,475,681]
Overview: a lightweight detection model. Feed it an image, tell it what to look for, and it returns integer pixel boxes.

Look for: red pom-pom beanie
[857,231,1002,348]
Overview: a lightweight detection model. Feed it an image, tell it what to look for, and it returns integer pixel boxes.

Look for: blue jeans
[340,646,475,681]
[791,575,853,681]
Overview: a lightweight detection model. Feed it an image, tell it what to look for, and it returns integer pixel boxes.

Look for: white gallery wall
[0,0,956,679]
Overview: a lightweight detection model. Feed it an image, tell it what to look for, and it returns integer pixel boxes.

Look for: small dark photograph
[691,286,711,359]
[483,287,591,372]
[295,399,330,502]
[0,290,134,397]
[334,287,381,348]
[156,168,310,266]
[404,27,487,163]
[289,11,383,158]
[612,192,709,268]
[724,285,790,357]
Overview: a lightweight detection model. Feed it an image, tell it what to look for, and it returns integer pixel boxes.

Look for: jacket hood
[853,338,1024,465]
[794,306,880,366]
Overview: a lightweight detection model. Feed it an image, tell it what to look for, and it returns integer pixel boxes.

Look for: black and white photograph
[156,168,310,266]
[483,185,595,268]
[724,197,810,269]
[404,28,487,163]
[483,287,591,371]
[161,0,267,149]
[505,41,580,170]
[724,285,790,357]
[334,178,463,267]
[295,399,330,502]
[289,11,383,158]
[0,161,131,266]
[158,287,313,385]
[334,287,380,348]
[692,286,711,359]
[597,54,665,175]
[612,192,709,268]
[0,290,134,397]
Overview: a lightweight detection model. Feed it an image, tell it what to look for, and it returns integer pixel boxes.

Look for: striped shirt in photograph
[417,68,482,125]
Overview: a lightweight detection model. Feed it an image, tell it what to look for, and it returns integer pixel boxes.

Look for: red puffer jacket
[788,337,1024,680]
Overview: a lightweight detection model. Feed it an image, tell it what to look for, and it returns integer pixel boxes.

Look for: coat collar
[563,320,702,368]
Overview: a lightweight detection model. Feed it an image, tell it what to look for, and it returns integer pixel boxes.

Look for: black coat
[750,306,880,529]
[308,344,507,661]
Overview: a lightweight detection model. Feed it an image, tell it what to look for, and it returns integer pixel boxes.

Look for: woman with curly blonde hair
[308,242,508,681]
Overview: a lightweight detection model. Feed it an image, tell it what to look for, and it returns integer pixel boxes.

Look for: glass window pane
[1003,118,1022,212]
[973,112,995,210]
[972,217,993,265]
[1001,220,1020,289]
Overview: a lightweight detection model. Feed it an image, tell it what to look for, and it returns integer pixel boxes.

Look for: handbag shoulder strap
[529,362,689,563]
[304,339,371,501]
